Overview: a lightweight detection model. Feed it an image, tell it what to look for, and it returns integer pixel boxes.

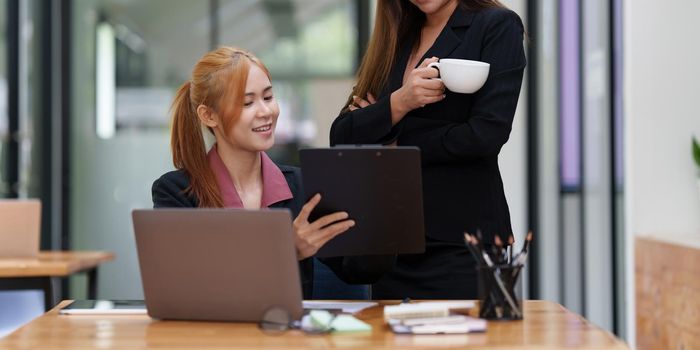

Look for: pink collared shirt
[207,145,293,208]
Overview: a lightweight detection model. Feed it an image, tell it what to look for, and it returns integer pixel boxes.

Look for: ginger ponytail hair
[170,46,271,207]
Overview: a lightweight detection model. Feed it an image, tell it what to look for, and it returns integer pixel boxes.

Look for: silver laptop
[132,208,303,322]
[0,199,41,258]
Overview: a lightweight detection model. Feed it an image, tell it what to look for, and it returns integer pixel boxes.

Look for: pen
[507,234,514,265]
[523,231,532,253]
[476,230,496,265]
[475,229,486,252]
[472,234,494,267]
[513,231,533,267]
[463,233,488,266]
[488,234,521,317]
[494,235,504,265]
[481,250,494,267]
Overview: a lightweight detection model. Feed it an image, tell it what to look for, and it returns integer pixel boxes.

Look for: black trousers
[371,237,479,300]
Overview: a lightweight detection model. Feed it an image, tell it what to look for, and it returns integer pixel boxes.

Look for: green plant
[693,136,700,173]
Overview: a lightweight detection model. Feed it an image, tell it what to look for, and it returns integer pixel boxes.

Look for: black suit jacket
[330,6,526,243]
[152,165,393,299]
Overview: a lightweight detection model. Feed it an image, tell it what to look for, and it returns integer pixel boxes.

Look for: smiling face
[228,64,279,152]
[407,0,457,15]
[207,63,279,153]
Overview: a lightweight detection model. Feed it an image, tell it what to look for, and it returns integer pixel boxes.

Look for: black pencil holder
[478,264,523,320]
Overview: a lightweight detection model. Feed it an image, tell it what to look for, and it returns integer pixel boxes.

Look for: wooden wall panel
[636,236,700,350]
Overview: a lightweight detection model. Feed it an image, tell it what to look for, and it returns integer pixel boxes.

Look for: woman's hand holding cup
[390,57,445,124]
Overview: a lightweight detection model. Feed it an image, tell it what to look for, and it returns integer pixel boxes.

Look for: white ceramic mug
[428,59,490,94]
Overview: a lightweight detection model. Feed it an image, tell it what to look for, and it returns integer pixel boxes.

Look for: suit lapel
[416,6,475,67]
[386,5,476,94]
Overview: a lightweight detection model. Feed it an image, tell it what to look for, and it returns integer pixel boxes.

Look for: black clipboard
[299,146,425,257]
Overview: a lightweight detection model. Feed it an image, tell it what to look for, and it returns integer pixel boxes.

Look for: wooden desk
[0,251,114,310]
[0,300,628,349]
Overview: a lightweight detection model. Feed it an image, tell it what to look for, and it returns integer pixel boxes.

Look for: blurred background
[1,1,699,348]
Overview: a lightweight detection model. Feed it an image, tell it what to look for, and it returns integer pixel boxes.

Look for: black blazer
[152,165,394,299]
[330,6,526,243]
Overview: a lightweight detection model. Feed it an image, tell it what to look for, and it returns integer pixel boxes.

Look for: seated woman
[152,47,392,298]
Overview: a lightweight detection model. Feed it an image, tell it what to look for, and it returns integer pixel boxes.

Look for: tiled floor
[0,291,44,337]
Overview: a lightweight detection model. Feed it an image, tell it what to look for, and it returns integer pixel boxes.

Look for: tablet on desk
[300,146,425,257]
[59,300,147,315]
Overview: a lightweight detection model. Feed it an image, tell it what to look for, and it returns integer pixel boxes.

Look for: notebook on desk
[132,209,304,322]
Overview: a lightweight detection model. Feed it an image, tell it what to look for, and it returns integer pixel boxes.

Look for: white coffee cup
[428,59,490,94]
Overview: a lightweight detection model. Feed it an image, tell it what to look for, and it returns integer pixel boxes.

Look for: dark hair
[347,0,506,110]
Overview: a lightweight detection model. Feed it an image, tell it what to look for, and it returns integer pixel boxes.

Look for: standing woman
[330,0,526,299]
[153,47,390,299]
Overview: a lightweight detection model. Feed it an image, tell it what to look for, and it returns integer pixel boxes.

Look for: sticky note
[330,314,372,333]
[309,310,334,330]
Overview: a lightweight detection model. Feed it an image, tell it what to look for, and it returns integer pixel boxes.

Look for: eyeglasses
[258,307,292,333]
[258,307,335,335]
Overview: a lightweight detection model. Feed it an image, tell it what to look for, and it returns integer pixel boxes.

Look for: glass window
[68,0,365,300]
[217,0,366,299]
[0,1,53,338]
[559,0,581,191]
[218,0,357,163]
[70,0,210,299]
[69,0,362,300]
[0,0,8,197]
[0,0,44,199]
